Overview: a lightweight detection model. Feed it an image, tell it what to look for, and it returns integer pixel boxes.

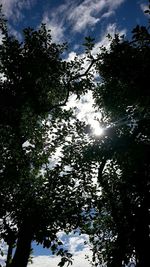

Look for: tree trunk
[135,204,150,267]
[6,243,13,267]
[10,220,33,267]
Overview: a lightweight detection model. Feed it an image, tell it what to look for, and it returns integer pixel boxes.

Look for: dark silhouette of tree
[88,8,150,267]
[0,6,96,267]
[2,2,150,266]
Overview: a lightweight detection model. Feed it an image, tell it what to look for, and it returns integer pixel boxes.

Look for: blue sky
[0,0,149,266]
[1,0,148,49]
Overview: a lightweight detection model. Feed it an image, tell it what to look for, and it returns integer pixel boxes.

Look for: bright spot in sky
[90,120,104,136]
[94,126,104,136]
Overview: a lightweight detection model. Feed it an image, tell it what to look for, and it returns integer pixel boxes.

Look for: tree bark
[6,243,13,267]
[10,220,33,267]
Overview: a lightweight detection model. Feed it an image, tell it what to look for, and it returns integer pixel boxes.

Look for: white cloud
[42,0,126,42]
[101,10,115,19]
[28,232,92,267]
[28,247,92,267]
[67,234,89,254]
[66,51,77,61]
[0,0,36,42]
[68,0,126,32]
[42,1,73,43]
[1,0,36,22]
[28,249,92,267]
[28,255,60,267]
[140,3,149,16]
[92,23,126,54]
[56,231,90,253]
[42,13,65,43]
[68,0,104,32]
[71,248,92,267]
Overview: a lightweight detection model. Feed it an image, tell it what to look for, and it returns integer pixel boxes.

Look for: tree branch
[50,56,101,111]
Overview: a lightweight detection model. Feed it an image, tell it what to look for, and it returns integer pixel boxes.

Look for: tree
[0,7,96,267]
[88,13,150,267]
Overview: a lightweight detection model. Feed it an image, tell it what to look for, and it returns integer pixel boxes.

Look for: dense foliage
[0,6,96,267]
[88,14,150,267]
[1,3,150,267]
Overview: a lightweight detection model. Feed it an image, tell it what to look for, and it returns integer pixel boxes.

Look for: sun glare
[94,126,104,136]
[90,120,104,136]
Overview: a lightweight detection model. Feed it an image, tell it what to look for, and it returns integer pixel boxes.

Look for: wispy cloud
[93,23,126,53]
[66,23,126,62]
[42,13,66,43]
[1,0,36,22]
[140,2,149,16]
[67,0,126,32]
[42,1,73,43]
[42,0,126,42]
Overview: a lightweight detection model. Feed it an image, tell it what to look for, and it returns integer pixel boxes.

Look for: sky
[0,0,149,266]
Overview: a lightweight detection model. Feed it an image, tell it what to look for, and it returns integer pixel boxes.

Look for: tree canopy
[0,6,96,267]
[1,3,150,267]
[87,14,150,267]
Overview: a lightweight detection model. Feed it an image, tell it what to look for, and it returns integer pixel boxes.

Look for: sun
[94,126,104,136]
[90,120,104,136]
